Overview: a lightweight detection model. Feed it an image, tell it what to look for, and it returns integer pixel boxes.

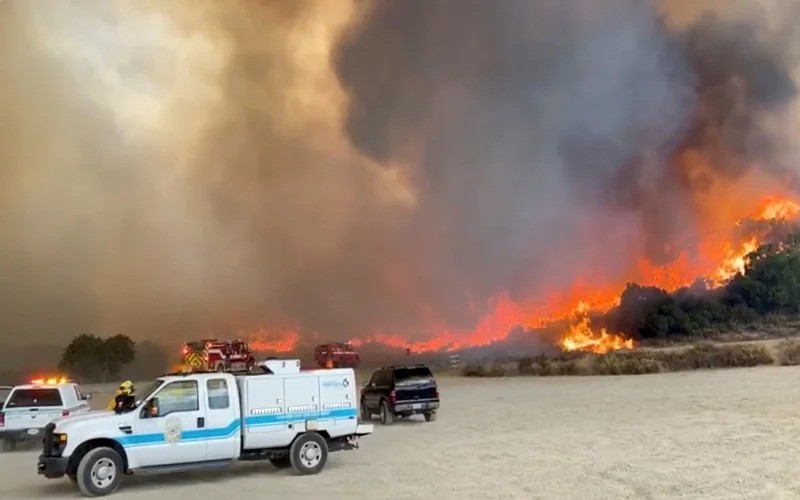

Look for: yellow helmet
[118,380,134,395]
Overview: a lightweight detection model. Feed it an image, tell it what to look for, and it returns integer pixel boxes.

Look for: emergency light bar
[30,377,68,385]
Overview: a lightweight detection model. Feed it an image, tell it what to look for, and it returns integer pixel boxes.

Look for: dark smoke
[0,0,798,357]
[333,0,798,273]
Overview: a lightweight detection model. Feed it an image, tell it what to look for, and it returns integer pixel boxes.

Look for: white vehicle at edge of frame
[0,379,92,452]
[36,359,374,497]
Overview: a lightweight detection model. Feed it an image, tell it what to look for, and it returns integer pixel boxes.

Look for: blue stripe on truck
[118,419,241,447]
[245,407,357,428]
[116,408,358,447]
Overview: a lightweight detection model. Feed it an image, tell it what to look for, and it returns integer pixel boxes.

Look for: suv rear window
[6,388,63,408]
[395,366,435,386]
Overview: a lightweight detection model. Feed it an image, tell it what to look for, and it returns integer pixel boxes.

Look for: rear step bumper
[393,400,440,413]
[329,425,373,452]
[0,428,45,442]
[354,423,373,436]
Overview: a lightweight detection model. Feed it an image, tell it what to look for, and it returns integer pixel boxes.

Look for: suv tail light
[0,411,4,427]
[433,387,439,399]
[389,390,396,405]
[61,409,70,417]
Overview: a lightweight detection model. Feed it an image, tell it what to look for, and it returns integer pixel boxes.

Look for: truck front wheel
[289,433,329,475]
[76,446,123,497]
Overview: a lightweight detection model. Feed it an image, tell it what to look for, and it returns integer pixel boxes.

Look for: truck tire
[269,456,291,469]
[379,400,394,425]
[2,439,16,452]
[424,411,437,422]
[359,399,371,421]
[76,446,123,497]
[289,433,329,475]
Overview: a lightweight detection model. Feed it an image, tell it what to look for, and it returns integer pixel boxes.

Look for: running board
[134,459,233,475]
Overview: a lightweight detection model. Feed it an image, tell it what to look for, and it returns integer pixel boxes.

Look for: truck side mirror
[83,393,93,401]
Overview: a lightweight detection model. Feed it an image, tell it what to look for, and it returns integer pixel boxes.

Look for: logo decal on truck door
[164,417,183,445]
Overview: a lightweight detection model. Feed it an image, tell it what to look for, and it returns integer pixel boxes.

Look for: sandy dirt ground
[2,367,800,499]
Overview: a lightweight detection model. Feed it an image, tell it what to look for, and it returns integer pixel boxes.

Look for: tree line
[58,334,136,382]
[54,334,173,383]
[600,229,800,340]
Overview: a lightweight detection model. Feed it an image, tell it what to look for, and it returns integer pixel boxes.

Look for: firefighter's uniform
[107,380,136,413]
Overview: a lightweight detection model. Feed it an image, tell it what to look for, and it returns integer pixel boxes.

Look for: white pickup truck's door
[203,377,239,461]
[125,380,207,467]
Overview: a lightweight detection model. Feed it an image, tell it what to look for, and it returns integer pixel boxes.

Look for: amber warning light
[30,377,68,385]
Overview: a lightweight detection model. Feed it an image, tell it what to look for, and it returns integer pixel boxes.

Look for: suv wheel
[379,400,394,425]
[424,411,437,422]
[360,399,371,421]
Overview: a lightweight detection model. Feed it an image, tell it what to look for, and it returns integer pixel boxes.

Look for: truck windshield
[138,380,165,402]
[395,367,435,387]
[185,342,204,352]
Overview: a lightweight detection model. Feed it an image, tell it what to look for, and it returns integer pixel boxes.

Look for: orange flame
[238,196,800,356]
[247,328,301,353]
[558,196,799,352]
[560,316,634,354]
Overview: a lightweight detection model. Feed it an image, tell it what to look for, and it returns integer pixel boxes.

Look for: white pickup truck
[37,360,373,497]
[1,379,92,451]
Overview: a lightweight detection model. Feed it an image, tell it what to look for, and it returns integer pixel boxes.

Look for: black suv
[360,364,440,425]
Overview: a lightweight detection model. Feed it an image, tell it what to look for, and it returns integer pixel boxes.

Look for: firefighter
[107,380,137,413]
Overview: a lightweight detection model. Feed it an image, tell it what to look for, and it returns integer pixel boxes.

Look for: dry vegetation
[461,340,800,377]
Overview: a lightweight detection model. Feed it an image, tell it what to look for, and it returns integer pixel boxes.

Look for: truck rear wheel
[76,446,123,497]
[424,411,437,422]
[379,400,394,425]
[289,433,328,475]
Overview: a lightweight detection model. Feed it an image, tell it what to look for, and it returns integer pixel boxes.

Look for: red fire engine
[314,342,360,369]
[180,338,256,373]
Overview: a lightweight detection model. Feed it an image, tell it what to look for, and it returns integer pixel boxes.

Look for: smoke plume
[1,0,799,349]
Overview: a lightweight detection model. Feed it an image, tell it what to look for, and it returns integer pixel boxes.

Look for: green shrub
[462,341,779,378]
